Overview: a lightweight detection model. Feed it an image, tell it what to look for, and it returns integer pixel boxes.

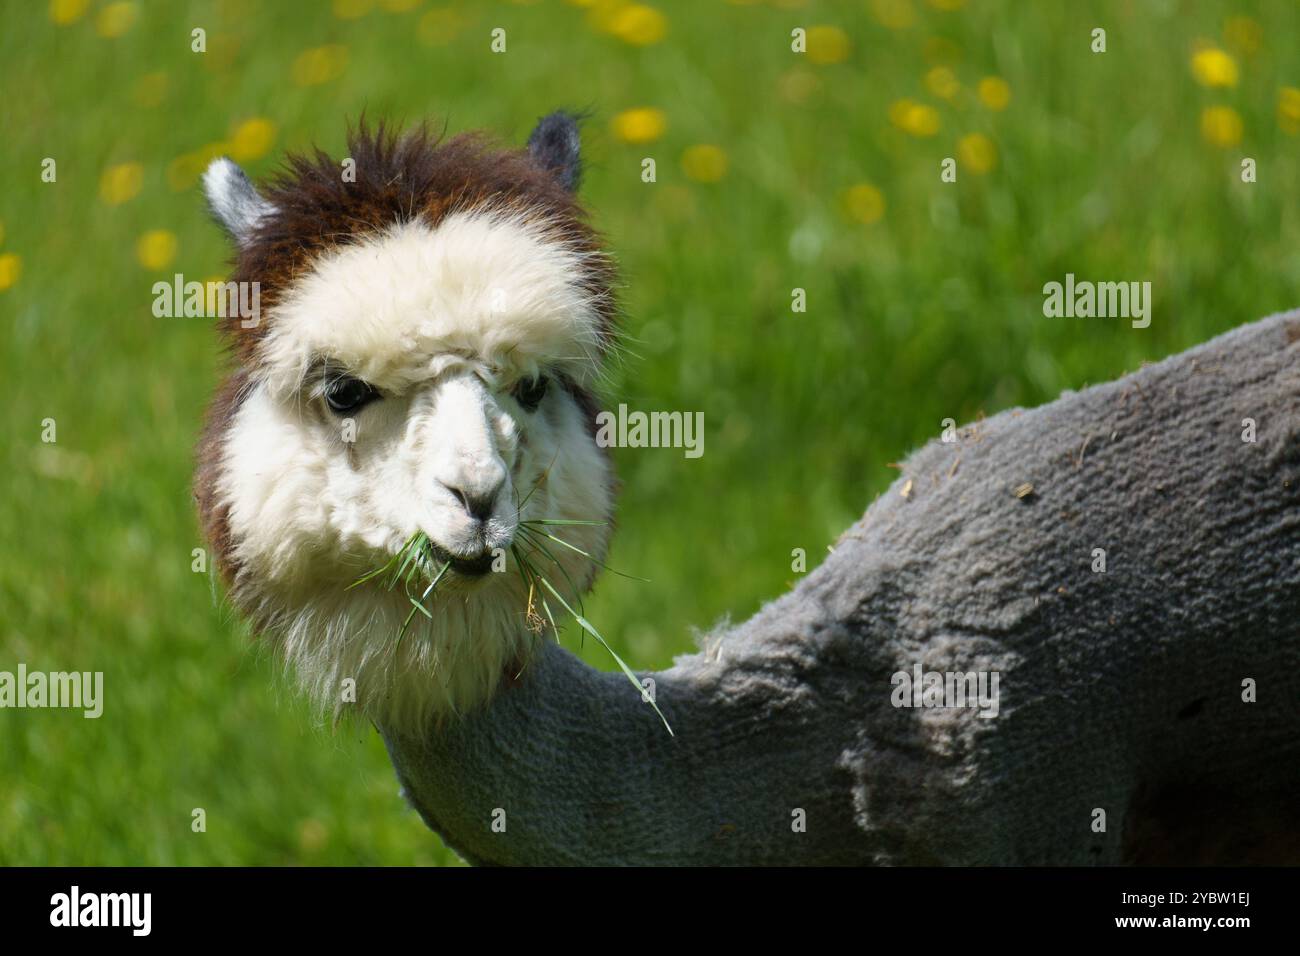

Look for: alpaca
[195,114,618,733]
[191,117,1300,867]
[383,311,1300,866]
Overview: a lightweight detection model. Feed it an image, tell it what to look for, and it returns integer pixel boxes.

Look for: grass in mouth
[350,522,673,735]
[347,530,451,653]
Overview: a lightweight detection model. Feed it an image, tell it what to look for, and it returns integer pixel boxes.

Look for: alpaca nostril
[441,481,499,522]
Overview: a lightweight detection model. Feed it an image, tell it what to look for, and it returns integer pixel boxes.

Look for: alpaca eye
[325,376,378,414]
[512,375,549,411]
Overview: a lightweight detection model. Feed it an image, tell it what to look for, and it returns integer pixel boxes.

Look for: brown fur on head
[215,120,615,363]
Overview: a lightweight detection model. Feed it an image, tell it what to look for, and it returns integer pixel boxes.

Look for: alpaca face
[229,212,611,586]
[195,117,617,732]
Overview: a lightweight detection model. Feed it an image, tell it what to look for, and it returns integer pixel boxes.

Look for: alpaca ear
[202,157,275,246]
[527,111,582,192]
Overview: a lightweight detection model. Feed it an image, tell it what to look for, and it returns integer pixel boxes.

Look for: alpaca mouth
[427,541,496,577]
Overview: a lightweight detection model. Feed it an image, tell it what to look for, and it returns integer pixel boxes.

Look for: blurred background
[2,0,1297,864]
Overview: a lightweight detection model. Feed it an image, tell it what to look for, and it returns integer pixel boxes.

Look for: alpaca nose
[440,478,503,522]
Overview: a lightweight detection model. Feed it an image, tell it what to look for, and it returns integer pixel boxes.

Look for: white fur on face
[215,210,615,731]
[258,211,608,399]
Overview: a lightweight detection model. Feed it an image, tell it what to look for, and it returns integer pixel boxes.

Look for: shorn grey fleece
[382,311,1300,865]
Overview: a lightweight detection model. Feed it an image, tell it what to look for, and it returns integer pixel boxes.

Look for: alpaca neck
[380,622,876,865]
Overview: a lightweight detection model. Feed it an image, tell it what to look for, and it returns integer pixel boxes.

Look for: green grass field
[2,0,1298,865]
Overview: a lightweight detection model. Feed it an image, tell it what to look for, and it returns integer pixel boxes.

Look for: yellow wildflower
[681,145,728,183]
[49,0,90,25]
[958,133,996,174]
[230,118,277,162]
[870,0,913,30]
[843,184,885,224]
[136,231,178,271]
[978,76,1011,111]
[1201,106,1243,147]
[417,8,466,45]
[292,45,349,86]
[889,99,940,137]
[611,108,667,144]
[96,1,138,38]
[1278,87,1300,135]
[807,26,850,65]
[0,253,21,291]
[1191,46,1238,88]
[606,5,666,46]
[100,163,144,205]
[925,66,960,100]
[333,0,374,18]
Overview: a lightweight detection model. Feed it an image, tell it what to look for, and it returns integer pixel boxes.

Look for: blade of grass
[513,545,566,639]
[520,518,607,527]
[348,558,397,591]
[389,531,427,590]
[348,530,422,591]
[396,559,451,650]
[517,540,585,647]
[538,595,561,642]
[535,576,673,736]
[515,526,589,618]
[515,448,562,513]
[520,526,649,583]
[514,546,573,647]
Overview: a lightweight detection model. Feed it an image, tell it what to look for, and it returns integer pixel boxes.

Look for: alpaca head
[194,114,617,733]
